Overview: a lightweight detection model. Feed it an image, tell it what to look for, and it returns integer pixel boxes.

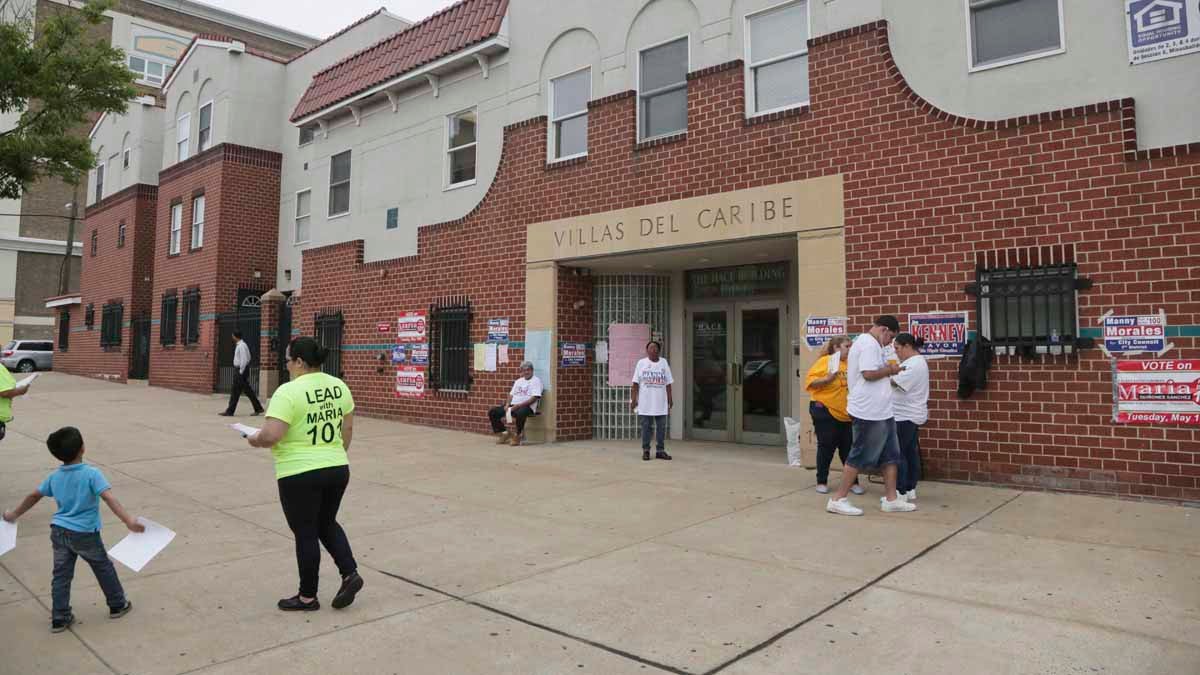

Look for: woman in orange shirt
[805,337,861,494]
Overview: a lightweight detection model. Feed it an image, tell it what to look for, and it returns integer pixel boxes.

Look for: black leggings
[810,402,853,485]
[277,465,357,598]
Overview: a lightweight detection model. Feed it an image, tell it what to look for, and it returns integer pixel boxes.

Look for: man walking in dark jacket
[219,331,263,416]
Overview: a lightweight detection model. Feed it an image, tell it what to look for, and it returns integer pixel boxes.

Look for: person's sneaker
[251,410,263,416]
[50,614,74,633]
[881,496,917,513]
[850,484,866,495]
[815,484,830,494]
[496,431,510,445]
[109,601,133,619]
[331,572,364,610]
[903,489,916,501]
[826,498,863,516]
[218,411,234,417]
[277,595,320,611]
[655,451,672,460]
[509,434,522,447]
[642,450,651,461]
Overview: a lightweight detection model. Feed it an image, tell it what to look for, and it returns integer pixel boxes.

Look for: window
[191,195,205,249]
[550,68,589,160]
[429,298,472,391]
[84,303,94,329]
[180,288,200,345]
[746,1,809,115]
[122,148,130,169]
[117,221,126,248]
[314,311,344,379]
[169,202,182,254]
[90,230,98,257]
[177,112,190,161]
[100,302,124,348]
[446,110,477,187]
[328,150,351,216]
[294,190,311,244]
[197,102,212,153]
[160,292,178,346]
[94,163,105,203]
[639,38,689,141]
[128,55,172,86]
[58,311,69,352]
[967,0,1064,71]
[299,125,315,146]
[971,261,1089,356]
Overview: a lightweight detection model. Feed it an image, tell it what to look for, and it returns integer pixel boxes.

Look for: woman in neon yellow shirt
[0,366,31,442]
[247,337,362,612]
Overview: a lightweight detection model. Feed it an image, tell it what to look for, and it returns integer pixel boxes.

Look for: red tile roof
[289,0,508,122]
[285,8,395,65]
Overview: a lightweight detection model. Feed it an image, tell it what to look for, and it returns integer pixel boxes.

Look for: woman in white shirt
[891,334,929,501]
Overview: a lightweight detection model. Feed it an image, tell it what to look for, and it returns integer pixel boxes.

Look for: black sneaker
[50,614,74,633]
[656,451,672,461]
[642,450,651,461]
[109,601,133,619]
[277,595,320,612]
[331,572,364,609]
[218,411,234,417]
[251,410,263,416]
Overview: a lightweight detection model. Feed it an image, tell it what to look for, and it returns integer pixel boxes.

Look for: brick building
[60,0,1200,501]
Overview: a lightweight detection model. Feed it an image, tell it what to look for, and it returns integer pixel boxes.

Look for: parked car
[2,340,54,373]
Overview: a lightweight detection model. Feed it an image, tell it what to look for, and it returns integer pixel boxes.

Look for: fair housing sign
[1126,0,1200,64]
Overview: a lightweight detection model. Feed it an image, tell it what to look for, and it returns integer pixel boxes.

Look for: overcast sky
[197,0,459,39]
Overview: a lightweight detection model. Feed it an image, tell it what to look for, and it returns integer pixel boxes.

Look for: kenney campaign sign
[1114,360,1200,426]
[908,312,968,357]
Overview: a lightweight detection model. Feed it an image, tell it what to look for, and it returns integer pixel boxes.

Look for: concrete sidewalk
[0,373,1196,675]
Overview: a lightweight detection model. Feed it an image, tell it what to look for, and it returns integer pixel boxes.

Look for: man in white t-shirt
[488,361,543,446]
[826,315,916,516]
[631,341,674,462]
[892,333,930,502]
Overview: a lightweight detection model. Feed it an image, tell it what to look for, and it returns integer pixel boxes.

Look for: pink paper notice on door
[607,324,650,387]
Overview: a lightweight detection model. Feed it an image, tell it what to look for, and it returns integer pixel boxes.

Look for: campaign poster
[561,342,587,367]
[908,312,968,357]
[1103,314,1167,354]
[804,316,848,350]
[487,318,510,343]
[395,366,426,399]
[1114,360,1200,425]
[409,343,429,366]
[397,311,427,343]
[391,345,405,364]
[608,324,650,386]
[1127,0,1200,65]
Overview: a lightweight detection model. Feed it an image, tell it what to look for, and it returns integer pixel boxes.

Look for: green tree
[0,0,137,200]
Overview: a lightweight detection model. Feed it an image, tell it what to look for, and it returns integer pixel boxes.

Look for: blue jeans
[847,417,901,471]
[639,415,667,451]
[896,420,922,493]
[50,525,126,621]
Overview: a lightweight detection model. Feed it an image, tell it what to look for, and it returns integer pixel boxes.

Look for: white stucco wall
[87,101,165,204]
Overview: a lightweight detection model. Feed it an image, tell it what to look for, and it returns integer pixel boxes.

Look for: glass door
[736,302,786,445]
[688,307,731,441]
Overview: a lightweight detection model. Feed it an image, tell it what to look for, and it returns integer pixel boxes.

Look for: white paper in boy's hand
[0,519,17,557]
[15,373,38,389]
[229,423,260,438]
[107,518,174,572]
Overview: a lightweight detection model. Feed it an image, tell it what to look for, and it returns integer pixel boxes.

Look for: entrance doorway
[688,300,786,445]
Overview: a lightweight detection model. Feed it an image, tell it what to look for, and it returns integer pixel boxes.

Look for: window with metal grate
[181,289,200,345]
[100,302,123,348]
[430,297,472,392]
[314,311,345,379]
[160,292,178,345]
[58,311,70,351]
[968,262,1092,357]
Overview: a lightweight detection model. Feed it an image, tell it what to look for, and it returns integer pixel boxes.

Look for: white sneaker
[903,489,916,501]
[880,496,917,512]
[826,498,863,516]
[815,484,830,494]
[850,484,865,495]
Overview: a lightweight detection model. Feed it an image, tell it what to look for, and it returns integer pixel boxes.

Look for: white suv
[2,340,55,373]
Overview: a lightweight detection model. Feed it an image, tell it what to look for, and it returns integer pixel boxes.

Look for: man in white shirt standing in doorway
[826,315,916,516]
[219,330,264,417]
[632,340,674,462]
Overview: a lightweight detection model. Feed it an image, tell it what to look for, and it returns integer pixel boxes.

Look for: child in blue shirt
[2,426,144,632]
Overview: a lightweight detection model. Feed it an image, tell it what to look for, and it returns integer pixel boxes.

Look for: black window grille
[100,301,123,348]
[84,303,94,329]
[160,292,178,345]
[314,311,344,379]
[429,297,472,392]
[181,288,201,345]
[58,311,70,351]
[968,262,1092,356]
[117,221,126,248]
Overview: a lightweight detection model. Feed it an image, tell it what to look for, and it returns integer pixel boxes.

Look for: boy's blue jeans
[639,415,667,451]
[50,525,126,621]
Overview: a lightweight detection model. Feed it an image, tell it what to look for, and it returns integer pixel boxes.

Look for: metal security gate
[215,311,261,394]
[314,311,344,379]
[592,274,671,440]
[129,314,151,380]
[276,296,293,384]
